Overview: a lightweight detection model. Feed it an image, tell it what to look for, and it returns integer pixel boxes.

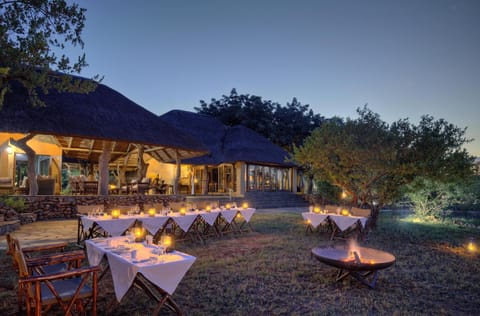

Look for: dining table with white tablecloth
[78,207,257,244]
[302,212,367,239]
[85,236,196,314]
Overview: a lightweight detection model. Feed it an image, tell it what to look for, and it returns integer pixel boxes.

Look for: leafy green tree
[195,89,323,151]
[195,88,275,139]
[0,0,99,108]
[293,106,474,227]
[406,177,468,219]
[272,97,324,152]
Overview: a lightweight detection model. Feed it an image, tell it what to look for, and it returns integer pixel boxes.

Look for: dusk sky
[74,0,479,156]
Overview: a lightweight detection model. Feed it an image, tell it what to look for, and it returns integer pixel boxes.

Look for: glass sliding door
[247,164,291,192]
[206,164,236,193]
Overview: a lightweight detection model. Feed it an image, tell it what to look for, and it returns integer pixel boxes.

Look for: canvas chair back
[144,203,165,212]
[77,204,104,215]
[168,201,186,211]
[325,204,340,214]
[15,242,99,316]
[350,207,372,217]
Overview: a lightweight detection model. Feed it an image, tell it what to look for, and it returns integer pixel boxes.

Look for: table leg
[134,273,184,315]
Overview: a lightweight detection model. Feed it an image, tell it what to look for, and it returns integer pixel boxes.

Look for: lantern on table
[179,207,186,216]
[341,209,350,216]
[148,208,156,217]
[313,206,321,214]
[161,234,175,253]
[205,205,212,212]
[134,227,145,242]
[242,202,249,209]
[111,209,120,219]
[225,203,231,210]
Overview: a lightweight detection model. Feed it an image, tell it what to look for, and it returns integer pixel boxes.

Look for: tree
[272,97,324,152]
[0,0,99,108]
[406,177,468,219]
[1,0,99,194]
[195,89,324,151]
[293,106,474,227]
[195,88,276,140]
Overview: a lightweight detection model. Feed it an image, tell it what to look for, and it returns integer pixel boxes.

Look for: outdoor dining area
[77,202,256,245]
[5,201,257,315]
[302,204,371,240]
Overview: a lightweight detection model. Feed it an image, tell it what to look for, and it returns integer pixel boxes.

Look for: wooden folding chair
[10,236,87,314]
[16,249,100,316]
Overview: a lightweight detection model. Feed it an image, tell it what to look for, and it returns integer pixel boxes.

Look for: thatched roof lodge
[0,75,300,198]
[157,110,298,195]
[0,78,207,195]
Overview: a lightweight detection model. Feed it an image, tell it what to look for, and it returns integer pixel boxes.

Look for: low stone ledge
[19,212,37,225]
[0,220,21,235]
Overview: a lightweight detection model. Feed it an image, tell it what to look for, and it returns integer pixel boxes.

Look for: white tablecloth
[218,209,238,223]
[80,207,256,238]
[302,212,329,228]
[238,208,255,222]
[141,216,170,235]
[81,216,136,237]
[169,213,198,232]
[86,237,196,301]
[198,211,220,226]
[328,214,367,231]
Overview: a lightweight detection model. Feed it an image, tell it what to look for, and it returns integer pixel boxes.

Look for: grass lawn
[1,211,479,315]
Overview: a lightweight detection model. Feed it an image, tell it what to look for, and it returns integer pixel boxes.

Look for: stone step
[0,220,21,236]
[243,192,309,209]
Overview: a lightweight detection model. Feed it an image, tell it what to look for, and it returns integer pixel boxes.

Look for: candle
[313,207,321,214]
[205,205,211,212]
[148,208,156,217]
[242,202,248,209]
[111,209,120,219]
[179,207,186,216]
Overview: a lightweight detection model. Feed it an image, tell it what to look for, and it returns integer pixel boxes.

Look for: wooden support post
[98,141,112,195]
[173,151,180,195]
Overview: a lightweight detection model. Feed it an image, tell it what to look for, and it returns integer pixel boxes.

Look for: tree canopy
[195,88,324,152]
[293,106,474,226]
[0,0,99,107]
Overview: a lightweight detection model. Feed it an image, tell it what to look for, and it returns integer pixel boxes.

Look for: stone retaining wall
[1,195,186,221]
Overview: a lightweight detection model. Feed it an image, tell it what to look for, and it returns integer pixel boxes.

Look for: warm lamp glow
[179,207,186,215]
[205,205,212,212]
[242,202,248,209]
[341,191,347,199]
[133,227,145,242]
[111,209,120,219]
[226,203,231,209]
[162,235,174,252]
[313,207,321,214]
[6,146,13,154]
[163,236,172,247]
[467,239,477,253]
[148,208,156,217]
[341,209,350,216]
[307,219,311,224]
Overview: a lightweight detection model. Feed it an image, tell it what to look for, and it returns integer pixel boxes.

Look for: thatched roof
[159,110,293,166]
[0,79,208,163]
